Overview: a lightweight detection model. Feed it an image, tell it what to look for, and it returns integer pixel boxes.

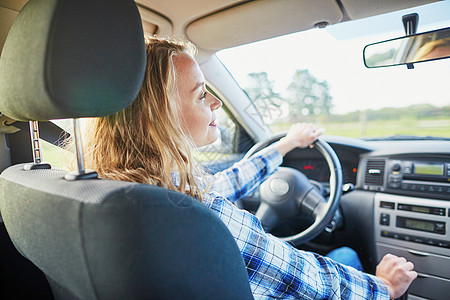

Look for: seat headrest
[0,0,146,121]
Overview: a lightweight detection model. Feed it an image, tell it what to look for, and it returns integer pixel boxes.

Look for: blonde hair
[81,36,208,200]
[413,37,450,62]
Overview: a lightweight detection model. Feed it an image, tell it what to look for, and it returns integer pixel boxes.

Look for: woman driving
[79,36,416,299]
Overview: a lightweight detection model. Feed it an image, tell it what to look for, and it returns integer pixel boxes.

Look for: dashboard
[283,152,359,184]
[281,137,369,185]
[270,136,450,300]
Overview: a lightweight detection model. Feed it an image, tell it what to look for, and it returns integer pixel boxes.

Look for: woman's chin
[206,131,220,146]
[194,133,220,148]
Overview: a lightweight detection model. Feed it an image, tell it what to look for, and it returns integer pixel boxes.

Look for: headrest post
[24,121,51,170]
[64,118,98,181]
[73,118,85,172]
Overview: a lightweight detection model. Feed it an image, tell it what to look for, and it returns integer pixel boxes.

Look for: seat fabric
[0,164,254,300]
[0,0,254,299]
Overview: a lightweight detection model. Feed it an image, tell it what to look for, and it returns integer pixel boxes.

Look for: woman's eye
[200,91,207,100]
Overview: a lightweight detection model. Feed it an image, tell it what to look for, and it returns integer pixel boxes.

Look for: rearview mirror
[363,27,450,68]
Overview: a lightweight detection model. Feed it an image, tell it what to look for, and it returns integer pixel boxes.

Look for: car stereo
[386,159,450,199]
[375,193,450,300]
[376,194,450,252]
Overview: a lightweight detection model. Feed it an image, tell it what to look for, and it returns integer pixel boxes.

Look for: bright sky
[217,1,450,114]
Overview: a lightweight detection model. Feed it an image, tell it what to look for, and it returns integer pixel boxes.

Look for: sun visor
[340,0,438,20]
[138,5,172,37]
[186,0,342,52]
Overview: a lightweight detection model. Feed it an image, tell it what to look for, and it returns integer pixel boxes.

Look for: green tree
[244,72,283,122]
[287,69,332,122]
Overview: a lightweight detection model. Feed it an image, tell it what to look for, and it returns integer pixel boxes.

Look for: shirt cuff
[269,145,284,164]
[254,145,283,170]
[369,274,391,299]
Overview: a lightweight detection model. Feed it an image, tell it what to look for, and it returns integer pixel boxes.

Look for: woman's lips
[209,120,217,127]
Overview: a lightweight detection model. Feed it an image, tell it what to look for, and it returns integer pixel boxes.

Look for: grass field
[271,118,450,139]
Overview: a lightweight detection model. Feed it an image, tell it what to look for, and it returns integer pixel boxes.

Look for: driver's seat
[0,0,253,299]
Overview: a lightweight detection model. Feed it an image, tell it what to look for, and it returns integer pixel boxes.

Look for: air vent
[365,159,385,186]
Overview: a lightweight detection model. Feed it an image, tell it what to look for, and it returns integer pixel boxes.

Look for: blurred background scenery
[217,1,450,139]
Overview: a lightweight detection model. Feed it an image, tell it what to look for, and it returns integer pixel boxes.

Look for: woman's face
[173,53,222,147]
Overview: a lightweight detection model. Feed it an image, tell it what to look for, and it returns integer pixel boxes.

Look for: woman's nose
[209,92,222,110]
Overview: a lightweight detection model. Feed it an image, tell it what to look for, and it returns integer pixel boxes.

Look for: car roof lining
[0,0,27,55]
[340,0,438,20]
[0,0,28,11]
[186,0,343,52]
[136,0,439,52]
[137,4,172,37]
[1,0,440,56]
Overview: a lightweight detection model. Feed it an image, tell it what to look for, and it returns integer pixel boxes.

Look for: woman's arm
[211,146,282,202]
[211,123,324,202]
[202,192,394,299]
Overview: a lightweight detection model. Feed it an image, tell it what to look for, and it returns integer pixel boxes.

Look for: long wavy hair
[81,36,208,200]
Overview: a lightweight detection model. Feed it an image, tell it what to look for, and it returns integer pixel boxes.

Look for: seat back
[0,0,253,299]
[1,164,253,300]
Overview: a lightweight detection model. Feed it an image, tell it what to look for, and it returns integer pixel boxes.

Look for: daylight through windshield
[217,2,450,139]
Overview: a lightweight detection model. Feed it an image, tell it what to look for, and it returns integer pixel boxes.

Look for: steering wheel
[244,135,343,246]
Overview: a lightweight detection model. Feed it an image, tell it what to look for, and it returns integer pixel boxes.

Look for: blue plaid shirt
[176,146,390,299]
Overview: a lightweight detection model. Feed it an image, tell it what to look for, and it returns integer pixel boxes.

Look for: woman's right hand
[375,254,418,299]
[273,123,324,156]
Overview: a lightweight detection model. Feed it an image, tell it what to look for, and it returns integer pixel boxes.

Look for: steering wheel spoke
[255,202,280,232]
[298,188,327,217]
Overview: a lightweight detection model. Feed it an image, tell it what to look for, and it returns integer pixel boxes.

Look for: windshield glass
[217,2,450,139]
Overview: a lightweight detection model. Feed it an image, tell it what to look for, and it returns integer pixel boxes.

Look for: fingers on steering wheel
[308,127,324,148]
[314,128,325,138]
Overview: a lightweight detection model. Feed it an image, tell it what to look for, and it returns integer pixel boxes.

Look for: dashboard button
[437,240,450,248]
[380,201,395,209]
[381,231,450,249]
[392,163,401,172]
[388,175,401,188]
[432,208,445,216]
[397,204,408,210]
[426,239,436,246]
[381,230,391,237]
[435,223,445,234]
[413,237,424,244]
[380,213,390,226]
[397,233,407,240]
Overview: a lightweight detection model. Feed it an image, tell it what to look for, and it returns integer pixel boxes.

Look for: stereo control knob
[392,163,401,172]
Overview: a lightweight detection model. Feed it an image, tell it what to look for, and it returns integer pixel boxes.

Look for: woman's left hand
[273,123,325,156]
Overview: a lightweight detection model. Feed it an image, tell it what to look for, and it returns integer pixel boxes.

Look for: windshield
[217,2,450,139]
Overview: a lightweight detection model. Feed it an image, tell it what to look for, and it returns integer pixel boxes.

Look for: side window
[41,119,74,169]
[44,101,243,172]
[196,106,237,161]
[40,139,73,170]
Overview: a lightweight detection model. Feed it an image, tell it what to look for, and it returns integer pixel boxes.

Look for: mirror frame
[363,27,450,68]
